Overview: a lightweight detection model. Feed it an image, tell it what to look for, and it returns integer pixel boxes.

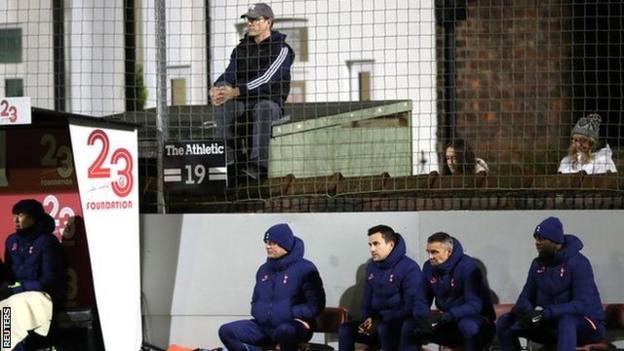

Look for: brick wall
[437,0,575,175]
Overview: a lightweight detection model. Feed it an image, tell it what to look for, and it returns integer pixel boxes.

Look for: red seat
[493,304,514,321]
[306,307,348,351]
[576,304,624,350]
[262,307,348,351]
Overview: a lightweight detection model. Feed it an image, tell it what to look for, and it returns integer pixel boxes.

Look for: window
[359,72,371,101]
[287,81,306,103]
[346,60,375,101]
[171,78,186,106]
[0,28,22,63]
[5,79,23,97]
[277,26,308,62]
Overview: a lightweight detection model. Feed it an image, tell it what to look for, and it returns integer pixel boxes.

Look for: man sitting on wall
[211,3,295,182]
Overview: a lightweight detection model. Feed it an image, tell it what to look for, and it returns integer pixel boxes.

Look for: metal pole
[155,0,168,213]
[52,0,66,111]
[205,0,211,103]
[124,0,137,111]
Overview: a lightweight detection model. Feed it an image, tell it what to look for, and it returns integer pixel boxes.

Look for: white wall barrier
[141,210,624,349]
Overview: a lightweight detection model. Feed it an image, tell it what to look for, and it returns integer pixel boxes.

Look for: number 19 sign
[163,140,227,193]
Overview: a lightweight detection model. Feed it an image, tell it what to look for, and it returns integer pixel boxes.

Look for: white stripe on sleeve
[246,47,289,91]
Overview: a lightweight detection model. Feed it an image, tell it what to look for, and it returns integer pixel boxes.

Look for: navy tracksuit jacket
[215,30,295,107]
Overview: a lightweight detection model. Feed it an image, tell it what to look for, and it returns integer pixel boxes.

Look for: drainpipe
[444,18,457,141]
[124,0,137,111]
[437,0,466,142]
[52,0,66,111]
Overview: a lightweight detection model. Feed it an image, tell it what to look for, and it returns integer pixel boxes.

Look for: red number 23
[87,129,133,197]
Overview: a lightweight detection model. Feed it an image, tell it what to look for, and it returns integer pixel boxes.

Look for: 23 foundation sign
[69,125,138,212]
[4,128,75,190]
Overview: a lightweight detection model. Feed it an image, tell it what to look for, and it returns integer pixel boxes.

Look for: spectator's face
[246,16,271,37]
[534,235,560,259]
[265,240,288,259]
[368,232,394,262]
[445,147,457,174]
[426,241,452,266]
[570,134,593,154]
[13,212,35,231]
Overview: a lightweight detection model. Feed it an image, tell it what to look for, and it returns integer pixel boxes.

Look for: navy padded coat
[420,238,495,323]
[360,233,425,323]
[3,214,65,307]
[514,234,604,327]
[251,237,326,329]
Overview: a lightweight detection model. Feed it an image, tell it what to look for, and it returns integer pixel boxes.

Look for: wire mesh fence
[1,0,622,212]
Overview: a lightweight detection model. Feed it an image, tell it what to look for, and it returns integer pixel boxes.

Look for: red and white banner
[0,97,31,125]
[69,123,141,351]
[0,127,95,308]
[0,130,6,186]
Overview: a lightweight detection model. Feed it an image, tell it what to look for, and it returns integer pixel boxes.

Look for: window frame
[0,28,23,63]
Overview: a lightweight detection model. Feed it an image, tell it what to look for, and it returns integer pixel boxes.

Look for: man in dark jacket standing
[218,223,325,351]
[211,3,295,182]
[496,216,605,351]
[338,224,424,351]
[406,232,495,351]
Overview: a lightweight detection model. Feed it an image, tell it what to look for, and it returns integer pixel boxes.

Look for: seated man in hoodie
[496,217,605,351]
[211,3,295,182]
[218,223,326,351]
[1,199,66,351]
[405,232,495,351]
[338,225,424,351]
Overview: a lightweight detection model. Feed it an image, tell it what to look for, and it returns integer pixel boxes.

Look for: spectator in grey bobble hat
[558,113,617,174]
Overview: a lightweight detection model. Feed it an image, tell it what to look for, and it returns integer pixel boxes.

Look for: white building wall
[0,0,54,109]
[210,0,439,174]
[0,1,127,116]
[142,0,208,109]
[66,1,126,116]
